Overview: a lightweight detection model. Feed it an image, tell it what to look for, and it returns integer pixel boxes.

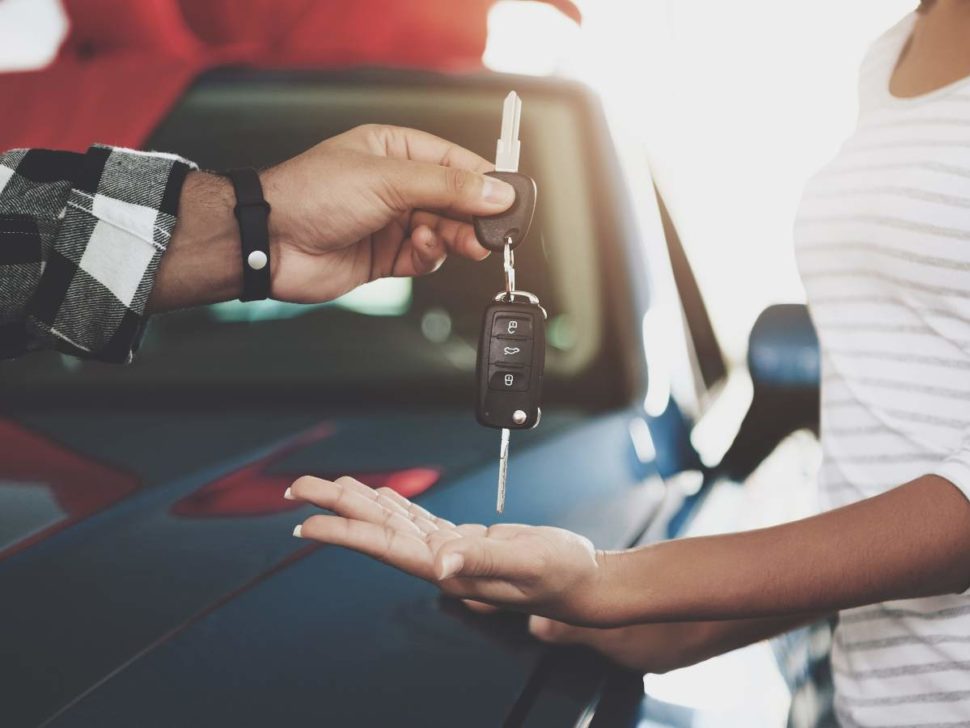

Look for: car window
[0,73,627,410]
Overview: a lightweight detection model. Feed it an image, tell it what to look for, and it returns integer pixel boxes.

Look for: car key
[473,92,537,253]
[476,294,545,512]
[476,296,546,429]
[473,91,544,513]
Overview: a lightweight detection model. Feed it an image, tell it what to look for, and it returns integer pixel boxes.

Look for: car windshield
[0,73,622,410]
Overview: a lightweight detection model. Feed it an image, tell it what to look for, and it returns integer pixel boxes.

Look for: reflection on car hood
[0,408,606,727]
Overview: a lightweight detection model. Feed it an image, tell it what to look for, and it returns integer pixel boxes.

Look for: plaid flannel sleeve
[0,145,195,363]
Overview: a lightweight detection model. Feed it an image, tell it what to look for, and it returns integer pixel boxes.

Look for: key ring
[493,289,548,319]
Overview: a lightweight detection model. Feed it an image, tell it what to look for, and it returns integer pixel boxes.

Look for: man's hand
[286,475,609,625]
[149,125,514,311]
[263,125,513,302]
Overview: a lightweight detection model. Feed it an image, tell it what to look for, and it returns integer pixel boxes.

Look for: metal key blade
[495,91,522,173]
[497,427,510,513]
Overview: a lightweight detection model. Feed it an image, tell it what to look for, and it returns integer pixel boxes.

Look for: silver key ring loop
[493,289,548,319]
[493,289,539,304]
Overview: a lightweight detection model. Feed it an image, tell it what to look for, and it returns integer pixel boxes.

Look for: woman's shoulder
[856,12,917,111]
[860,12,916,75]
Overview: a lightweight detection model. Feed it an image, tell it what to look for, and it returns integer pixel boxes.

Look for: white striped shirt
[794,13,970,727]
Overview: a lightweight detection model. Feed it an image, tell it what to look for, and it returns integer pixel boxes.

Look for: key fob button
[492,315,533,339]
[488,366,531,391]
[489,336,533,365]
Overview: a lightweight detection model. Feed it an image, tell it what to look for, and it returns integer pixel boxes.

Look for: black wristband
[225,168,272,301]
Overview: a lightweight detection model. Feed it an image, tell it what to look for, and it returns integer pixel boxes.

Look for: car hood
[0,408,659,727]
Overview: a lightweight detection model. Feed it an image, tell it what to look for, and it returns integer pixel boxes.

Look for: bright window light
[0,0,67,72]
[211,278,412,322]
[485,0,918,360]
[483,1,580,76]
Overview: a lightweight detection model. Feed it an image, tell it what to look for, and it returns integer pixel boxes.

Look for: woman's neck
[891,1,970,98]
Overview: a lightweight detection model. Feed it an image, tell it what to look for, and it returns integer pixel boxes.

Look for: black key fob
[473,171,537,252]
[476,296,545,429]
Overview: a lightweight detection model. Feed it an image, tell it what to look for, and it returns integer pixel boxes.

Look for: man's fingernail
[482,177,515,205]
[438,552,464,580]
[292,524,303,538]
[283,487,295,501]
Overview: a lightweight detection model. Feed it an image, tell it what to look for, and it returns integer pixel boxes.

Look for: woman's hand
[286,475,610,625]
[461,597,700,673]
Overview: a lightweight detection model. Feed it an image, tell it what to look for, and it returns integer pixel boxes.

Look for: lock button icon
[487,367,531,392]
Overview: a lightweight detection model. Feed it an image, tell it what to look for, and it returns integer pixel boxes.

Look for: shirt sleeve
[0,145,195,363]
[931,436,970,504]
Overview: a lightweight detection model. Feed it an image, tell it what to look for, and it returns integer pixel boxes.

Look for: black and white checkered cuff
[12,146,194,362]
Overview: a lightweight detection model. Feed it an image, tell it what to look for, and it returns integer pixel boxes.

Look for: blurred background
[0,0,916,360]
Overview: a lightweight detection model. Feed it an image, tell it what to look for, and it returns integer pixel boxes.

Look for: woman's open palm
[286,475,605,624]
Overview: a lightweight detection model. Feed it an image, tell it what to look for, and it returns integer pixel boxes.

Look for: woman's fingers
[528,616,586,644]
[287,476,422,536]
[296,514,435,580]
[376,486,457,531]
[439,575,531,605]
[287,476,446,535]
[461,599,501,614]
[285,474,546,602]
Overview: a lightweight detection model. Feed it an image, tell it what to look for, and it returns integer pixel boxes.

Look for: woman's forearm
[596,475,970,626]
[682,612,827,669]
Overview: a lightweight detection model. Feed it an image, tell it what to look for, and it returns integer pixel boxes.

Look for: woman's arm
[596,475,970,626]
[286,474,970,628]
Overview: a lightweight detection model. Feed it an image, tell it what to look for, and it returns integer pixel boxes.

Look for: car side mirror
[718,304,820,480]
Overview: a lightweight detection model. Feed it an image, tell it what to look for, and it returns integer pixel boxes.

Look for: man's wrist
[148,172,242,313]
[258,165,288,257]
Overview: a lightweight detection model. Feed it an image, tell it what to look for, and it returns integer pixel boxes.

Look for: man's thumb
[387,160,515,216]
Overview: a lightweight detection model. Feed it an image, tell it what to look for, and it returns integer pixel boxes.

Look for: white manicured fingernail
[292,524,303,538]
[283,487,295,500]
[438,553,464,580]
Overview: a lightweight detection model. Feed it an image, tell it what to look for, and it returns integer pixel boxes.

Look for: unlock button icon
[489,336,532,364]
